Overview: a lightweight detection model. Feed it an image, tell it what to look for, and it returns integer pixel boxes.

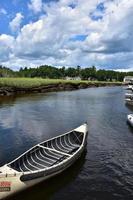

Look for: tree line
[0,65,132,82]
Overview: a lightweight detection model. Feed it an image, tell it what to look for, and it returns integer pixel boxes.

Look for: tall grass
[0,78,62,88]
[0,78,122,88]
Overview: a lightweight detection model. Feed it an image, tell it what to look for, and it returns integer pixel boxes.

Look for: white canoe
[127,114,133,127]
[125,93,133,99]
[125,98,133,106]
[0,123,88,199]
[126,85,133,90]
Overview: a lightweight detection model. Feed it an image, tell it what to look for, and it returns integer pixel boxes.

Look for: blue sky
[0,0,132,71]
[0,0,43,35]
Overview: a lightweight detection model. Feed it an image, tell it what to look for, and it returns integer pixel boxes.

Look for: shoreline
[0,80,123,96]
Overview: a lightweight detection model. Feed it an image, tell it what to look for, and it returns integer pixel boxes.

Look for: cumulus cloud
[9,12,24,33]
[0,34,14,62]
[28,0,43,13]
[1,0,133,70]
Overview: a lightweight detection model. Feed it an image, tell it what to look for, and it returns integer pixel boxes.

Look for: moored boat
[0,123,88,199]
[125,93,133,99]
[126,85,133,90]
[127,114,133,127]
[125,98,133,106]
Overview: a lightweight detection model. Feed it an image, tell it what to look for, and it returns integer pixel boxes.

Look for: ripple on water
[1,87,133,200]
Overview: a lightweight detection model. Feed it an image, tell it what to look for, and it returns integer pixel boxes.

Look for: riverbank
[0,78,123,96]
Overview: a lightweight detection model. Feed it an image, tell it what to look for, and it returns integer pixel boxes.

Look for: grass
[0,78,122,88]
[0,78,62,88]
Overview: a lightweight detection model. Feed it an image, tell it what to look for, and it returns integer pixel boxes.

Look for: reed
[0,78,122,88]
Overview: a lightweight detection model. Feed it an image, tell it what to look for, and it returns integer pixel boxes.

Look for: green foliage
[0,64,130,82]
[0,78,122,88]
[0,65,15,77]
[0,78,64,88]
[81,66,96,80]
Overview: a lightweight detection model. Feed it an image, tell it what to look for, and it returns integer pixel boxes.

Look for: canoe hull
[125,93,133,99]
[0,144,85,199]
[126,85,133,90]
[0,124,88,199]
[127,114,133,127]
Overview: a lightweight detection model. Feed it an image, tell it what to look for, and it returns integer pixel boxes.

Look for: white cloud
[0,34,14,62]
[9,13,24,33]
[1,0,133,70]
[28,0,43,13]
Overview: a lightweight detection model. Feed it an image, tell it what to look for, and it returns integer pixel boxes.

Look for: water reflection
[9,151,87,200]
[125,103,133,112]
[1,87,133,200]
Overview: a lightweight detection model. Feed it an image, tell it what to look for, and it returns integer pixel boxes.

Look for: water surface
[0,87,133,200]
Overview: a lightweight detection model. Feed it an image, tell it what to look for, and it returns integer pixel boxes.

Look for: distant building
[112,78,117,82]
[65,76,81,81]
[123,76,133,83]
[88,77,97,81]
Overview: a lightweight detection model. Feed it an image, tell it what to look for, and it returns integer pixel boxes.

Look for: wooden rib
[44,147,62,159]
[19,159,24,172]
[68,134,79,147]
[65,134,75,148]
[38,144,71,157]
[47,142,63,158]
[30,153,46,169]
[55,138,68,153]
[38,149,54,165]
[25,154,39,171]
[50,138,67,154]
[22,156,32,172]
[59,137,71,151]
[33,151,48,168]
[50,140,55,149]
[42,148,59,160]
[63,135,74,149]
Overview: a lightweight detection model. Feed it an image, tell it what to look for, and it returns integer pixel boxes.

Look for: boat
[127,114,133,127]
[126,85,133,90]
[0,123,88,199]
[125,98,133,106]
[125,93,133,99]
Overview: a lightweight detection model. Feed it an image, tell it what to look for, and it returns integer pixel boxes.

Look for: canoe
[0,123,88,199]
[126,85,133,90]
[127,114,133,127]
[125,93,133,99]
[125,98,133,106]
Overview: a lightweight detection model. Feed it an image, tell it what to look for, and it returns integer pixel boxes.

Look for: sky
[0,0,133,71]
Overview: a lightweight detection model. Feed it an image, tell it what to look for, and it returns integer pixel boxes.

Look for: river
[0,86,133,200]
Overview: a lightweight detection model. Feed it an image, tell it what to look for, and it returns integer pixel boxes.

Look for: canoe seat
[41,134,80,155]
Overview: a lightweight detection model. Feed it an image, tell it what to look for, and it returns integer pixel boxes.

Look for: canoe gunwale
[1,123,87,178]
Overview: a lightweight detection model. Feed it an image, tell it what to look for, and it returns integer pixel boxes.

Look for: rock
[0,82,122,96]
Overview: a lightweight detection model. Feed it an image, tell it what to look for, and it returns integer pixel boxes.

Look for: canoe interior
[8,131,83,172]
